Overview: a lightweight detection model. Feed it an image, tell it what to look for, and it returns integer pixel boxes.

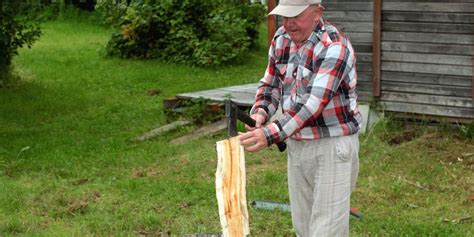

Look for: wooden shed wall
[273,1,375,101]
[323,0,375,102]
[269,0,474,120]
[380,0,473,119]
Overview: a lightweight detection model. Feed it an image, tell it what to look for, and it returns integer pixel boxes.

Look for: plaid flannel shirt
[251,18,362,145]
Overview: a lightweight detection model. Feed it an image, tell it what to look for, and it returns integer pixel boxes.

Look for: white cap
[269,0,322,17]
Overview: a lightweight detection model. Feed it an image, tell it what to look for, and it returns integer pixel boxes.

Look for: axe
[225,100,286,152]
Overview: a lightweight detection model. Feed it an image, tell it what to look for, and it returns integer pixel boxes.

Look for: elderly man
[239,0,362,236]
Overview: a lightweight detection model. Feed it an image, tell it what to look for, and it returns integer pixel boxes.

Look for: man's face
[283,5,322,45]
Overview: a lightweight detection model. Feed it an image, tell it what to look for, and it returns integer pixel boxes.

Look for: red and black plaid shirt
[251,19,362,145]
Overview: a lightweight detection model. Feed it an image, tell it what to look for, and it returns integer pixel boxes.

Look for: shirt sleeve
[262,42,355,145]
[250,39,282,123]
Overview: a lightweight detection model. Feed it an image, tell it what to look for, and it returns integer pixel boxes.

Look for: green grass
[1,19,473,236]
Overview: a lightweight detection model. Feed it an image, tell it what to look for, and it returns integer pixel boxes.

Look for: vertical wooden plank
[267,0,277,46]
[472,43,474,102]
[372,0,382,97]
[216,137,249,237]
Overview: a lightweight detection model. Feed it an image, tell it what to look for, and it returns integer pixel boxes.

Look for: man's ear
[313,6,323,21]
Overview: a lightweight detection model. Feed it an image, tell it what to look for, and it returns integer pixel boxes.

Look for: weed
[459,121,474,139]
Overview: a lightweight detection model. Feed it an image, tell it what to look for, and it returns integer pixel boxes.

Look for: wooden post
[472,42,474,102]
[267,0,277,46]
[372,0,382,97]
[216,137,249,237]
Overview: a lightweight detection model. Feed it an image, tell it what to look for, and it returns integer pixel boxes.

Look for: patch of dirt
[132,167,163,178]
[134,230,170,237]
[147,89,161,96]
[133,169,147,177]
[179,202,192,209]
[67,199,89,215]
[70,178,89,186]
[387,129,418,145]
[66,191,101,216]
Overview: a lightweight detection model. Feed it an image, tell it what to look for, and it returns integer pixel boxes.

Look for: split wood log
[215,137,249,237]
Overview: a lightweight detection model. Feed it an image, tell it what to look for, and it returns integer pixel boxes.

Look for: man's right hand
[245,113,265,131]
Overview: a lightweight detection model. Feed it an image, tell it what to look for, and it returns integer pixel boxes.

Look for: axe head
[224,100,287,152]
[225,100,238,137]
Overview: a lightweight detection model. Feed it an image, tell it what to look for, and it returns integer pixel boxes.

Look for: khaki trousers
[287,134,359,237]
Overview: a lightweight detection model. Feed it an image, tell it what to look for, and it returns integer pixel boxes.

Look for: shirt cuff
[262,122,284,146]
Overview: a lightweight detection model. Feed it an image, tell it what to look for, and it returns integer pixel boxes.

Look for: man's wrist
[261,126,273,147]
[254,108,268,121]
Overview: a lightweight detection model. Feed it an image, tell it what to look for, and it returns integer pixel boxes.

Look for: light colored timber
[215,137,249,237]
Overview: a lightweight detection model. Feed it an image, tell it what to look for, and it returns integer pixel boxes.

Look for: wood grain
[382,2,474,13]
[216,137,249,237]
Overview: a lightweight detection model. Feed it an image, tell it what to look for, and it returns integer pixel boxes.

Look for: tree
[0,1,42,86]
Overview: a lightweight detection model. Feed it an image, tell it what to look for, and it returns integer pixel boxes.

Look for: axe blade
[225,100,238,137]
[224,99,287,152]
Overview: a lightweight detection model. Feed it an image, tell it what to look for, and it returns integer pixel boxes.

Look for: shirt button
[292,70,297,78]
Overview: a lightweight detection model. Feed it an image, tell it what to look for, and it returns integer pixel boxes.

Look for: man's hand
[245,113,265,131]
[239,128,268,152]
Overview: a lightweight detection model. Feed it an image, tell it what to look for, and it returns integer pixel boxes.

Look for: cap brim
[268,5,309,17]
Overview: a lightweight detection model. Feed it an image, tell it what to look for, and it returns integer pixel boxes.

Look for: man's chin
[288,34,299,42]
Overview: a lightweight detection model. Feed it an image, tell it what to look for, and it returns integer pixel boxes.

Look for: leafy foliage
[165,97,223,125]
[97,0,266,66]
[0,1,42,86]
[95,0,129,26]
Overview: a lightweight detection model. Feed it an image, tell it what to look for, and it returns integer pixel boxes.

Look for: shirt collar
[312,18,325,42]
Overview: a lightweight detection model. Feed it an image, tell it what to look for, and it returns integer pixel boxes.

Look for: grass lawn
[1,19,473,236]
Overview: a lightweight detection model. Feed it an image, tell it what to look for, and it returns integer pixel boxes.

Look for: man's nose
[283,17,294,26]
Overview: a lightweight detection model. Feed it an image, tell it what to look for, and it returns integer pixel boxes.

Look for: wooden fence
[267,0,474,121]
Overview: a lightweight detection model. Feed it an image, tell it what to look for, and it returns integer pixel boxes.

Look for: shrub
[0,1,42,86]
[95,0,129,26]
[99,0,265,66]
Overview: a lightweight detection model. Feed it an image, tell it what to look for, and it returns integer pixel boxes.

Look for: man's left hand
[239,128,268,152]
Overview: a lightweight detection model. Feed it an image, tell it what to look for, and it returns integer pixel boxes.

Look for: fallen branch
[390,175,431,191]
[133,120,191,142]
[443,215,472,224]
[171,119,226,144]
[439,160,457,179]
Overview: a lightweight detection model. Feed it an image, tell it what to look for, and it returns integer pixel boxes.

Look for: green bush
[95,0,129,26]
[99,0,265,66]
[0,1,42,86]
